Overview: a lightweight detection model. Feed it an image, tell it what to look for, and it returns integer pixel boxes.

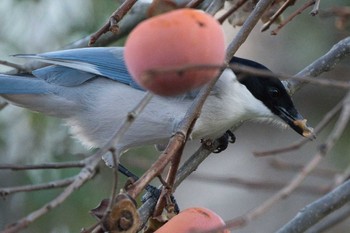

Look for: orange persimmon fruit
[124,9,225,96]
[155,207,230,233]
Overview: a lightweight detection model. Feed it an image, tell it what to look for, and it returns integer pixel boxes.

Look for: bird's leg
[119,163,159,200]
[213,130,236,153]
[118,163,141,182]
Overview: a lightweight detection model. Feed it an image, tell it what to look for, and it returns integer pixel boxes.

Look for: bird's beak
[277,107,315,139]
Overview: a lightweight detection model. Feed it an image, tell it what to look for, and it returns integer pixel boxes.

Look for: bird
[0,47,313,166]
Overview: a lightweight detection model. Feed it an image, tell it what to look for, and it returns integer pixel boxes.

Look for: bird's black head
[230,57,314,138]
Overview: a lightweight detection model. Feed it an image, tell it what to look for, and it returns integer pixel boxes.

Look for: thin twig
[0,177,75,196]
[153,146,185,216]
[271,0,315,35]
[261,0,297,32]
[3,153,101,233]
[89,0,138,46]
[287,36,350,95]
[310,0,321,16]
[99,148,120,231]
[217,0,248,24]
[0,60,27,72]
[0,161,86,170]
[186,0,206,8]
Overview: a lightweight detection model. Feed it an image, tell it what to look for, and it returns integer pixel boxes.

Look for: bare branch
[287,36,350,95]
[271,0,316,35]
[186,0,206,8]
[0,161,85,170]
[89,0,138,46]
[174,144,213,189]
[204,0,225,16]
[306,204,350,233]
[217,0,248,24]
[261,0,296,32]
[310,0,321,16]
[276,179,350,233]
[0,60,27,72]
[3,154,101,233]
[0,177,74,196]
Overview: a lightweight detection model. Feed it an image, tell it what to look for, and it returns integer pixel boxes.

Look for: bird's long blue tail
[0,74,51,94]
[0,74,78,118]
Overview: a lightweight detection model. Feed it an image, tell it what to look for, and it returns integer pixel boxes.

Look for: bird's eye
[268,88,280,98]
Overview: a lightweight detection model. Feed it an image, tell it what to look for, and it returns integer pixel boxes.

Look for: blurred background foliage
[0,0,350,232]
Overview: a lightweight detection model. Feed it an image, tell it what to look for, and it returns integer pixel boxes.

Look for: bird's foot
[118,164,180,213]
[213,130,236,153]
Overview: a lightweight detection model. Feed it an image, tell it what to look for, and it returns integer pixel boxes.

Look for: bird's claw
[213,130,236,153]
[119,163,180,213]
[141,185,180,214]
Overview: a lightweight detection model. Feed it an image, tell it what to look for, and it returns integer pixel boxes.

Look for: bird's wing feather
[15,47,142,89]
[32,65,97,87]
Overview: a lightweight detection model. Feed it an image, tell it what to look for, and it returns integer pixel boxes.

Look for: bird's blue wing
[15,47,142,89]
[32,65,97,87]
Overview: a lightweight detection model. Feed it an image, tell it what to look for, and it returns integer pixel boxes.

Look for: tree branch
[271,0,316,35]
[0,161,85,170]
[3,154,101,233]
[306,204,350,233]
[89,0,138,46]
[276,179,350,233]
[286,36,350,95]
[0,177,74,196]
